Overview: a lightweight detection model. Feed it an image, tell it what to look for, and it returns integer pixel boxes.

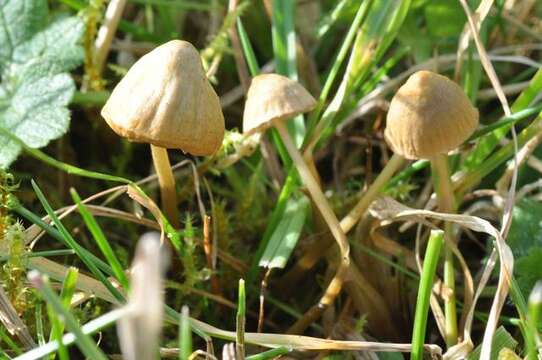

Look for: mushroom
[384,70,479,161]
[243,73,350,328]
[387,70,478,346]
[340,71,478,235]
[101,40,225,228]
[347,70,477,346]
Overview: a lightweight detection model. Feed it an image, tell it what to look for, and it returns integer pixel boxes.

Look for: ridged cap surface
[101,40,225,155]
[384,71,479,160]
[243,74,316,135]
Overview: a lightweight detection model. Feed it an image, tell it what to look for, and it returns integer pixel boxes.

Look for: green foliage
[424,0,466,38]
[507,199,542,297]
[0,0,84,168]
[467,327,518,360]
[507,199,542,258]
[0,171,31,313]
[259,196,309,269]
[515,249,542,300]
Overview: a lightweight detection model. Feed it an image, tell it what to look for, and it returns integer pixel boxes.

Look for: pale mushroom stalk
[430,153,458,347]
[150,145,180,229]
[243,74,350,332]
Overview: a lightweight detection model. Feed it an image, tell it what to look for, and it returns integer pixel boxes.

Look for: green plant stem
[150,145,180,229]
[430,154,458,347]
[236,279,246,360]
[340,153,406,233]
[0,127,131,184]
[70,91,110,106]
[246,347,290,360]
[410,230,444,360]
[179,306,192,360]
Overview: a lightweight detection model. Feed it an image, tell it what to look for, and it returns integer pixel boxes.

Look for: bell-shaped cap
[384,71,479,160]
[101,40,225,156]
[243,74,316,135]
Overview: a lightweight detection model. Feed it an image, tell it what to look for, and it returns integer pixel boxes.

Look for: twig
[94,0,128,73]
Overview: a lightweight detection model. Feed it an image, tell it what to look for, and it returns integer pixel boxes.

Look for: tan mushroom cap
[384,70,479,160]
[101,40,225,156]
[243,74,317,135]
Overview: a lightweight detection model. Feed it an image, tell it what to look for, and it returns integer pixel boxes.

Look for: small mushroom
[384,70,479,160]
[385,70,478,346]
[340,71,478,234]
[243,74,350,327]
[102,40,225,228]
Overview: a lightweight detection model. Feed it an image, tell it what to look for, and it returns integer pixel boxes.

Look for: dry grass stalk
[117,232,166,360]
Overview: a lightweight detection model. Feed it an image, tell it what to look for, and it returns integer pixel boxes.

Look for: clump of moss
[0,171,30,314]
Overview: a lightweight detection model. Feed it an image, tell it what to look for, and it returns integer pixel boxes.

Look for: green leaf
[467,326,518,360]
[505,198,542,297]
[424,0,465,38]
[0,0,48,69]
[507,198,542,259]
[259,196,309,269]
[515,248,542,299]
[0,0,84,168]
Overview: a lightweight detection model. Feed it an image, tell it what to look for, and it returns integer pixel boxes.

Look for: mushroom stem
[340,153,406,234]
[274,121,350,330]
[150,145,180,229]
[429,153,458,347]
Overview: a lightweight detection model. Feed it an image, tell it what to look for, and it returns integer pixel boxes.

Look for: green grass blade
[271,0,297,79]
[463,68,542,170]
[4,249,75,260]
[410,230,444,360]
[179,306,192,360]
[15,308,128,360]
[48,268,78,342]
[307,0,374,131]
[47,267,77,360]
[307,0,411,150]
[236,279,246,360]
[28,272,108,360]
[236,19,260,76]
[271,0,304,145]
[46,304,69,360]
[246,168,297,285]
[246,347,290,360]
[457,116,542,194]
[259,197,309,269]
[316,0,352,39]
[0,325,22,355]
[31,181,125,303]
[70,189,129,289]
[35,304,45,346]
[9,201,115,277]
